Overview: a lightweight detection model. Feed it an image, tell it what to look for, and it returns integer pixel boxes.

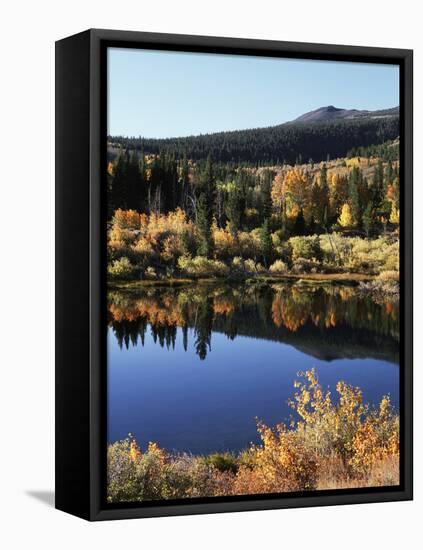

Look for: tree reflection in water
[108,283,399,363]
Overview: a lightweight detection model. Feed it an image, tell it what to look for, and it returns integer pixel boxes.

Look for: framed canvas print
[55,29,413,521]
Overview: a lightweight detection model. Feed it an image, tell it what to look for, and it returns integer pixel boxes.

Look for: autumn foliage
[107,369,399,502]
[107,152,400,283]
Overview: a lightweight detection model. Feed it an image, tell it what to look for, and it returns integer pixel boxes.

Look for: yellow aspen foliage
[338,203,353,227]
[389,203,400,225]
[271,173,285,213]
[283,169,310,216]
[129,440,141,462]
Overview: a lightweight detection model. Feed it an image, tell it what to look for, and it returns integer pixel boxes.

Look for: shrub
[233,425,318,495]
[382,240,399,271]
[289,236,323,262]
[272,234,292,264]
[143,266,157,280]
[112,208,142,230]
[203,453,239,474]
[377,270,399,282]
[269,260,287,274]
[231,256,244,272]
[132,236,156,266]
[243,259,256,274]
[108,208,199,276]
[107,438,142,502]
[213,226,238,260]
[177,256,229,278]
[318,234,399,274]
[289,369,367,462]
[291,258,321,274]
[238,230,262,259]
[243,259,266,274]
[349,397,399,477]
[107,257,136,280]
[107,438,233,502]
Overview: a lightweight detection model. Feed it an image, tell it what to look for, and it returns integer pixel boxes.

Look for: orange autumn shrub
[107,371,400,503]
[233,422,318,495]
[349,396,399,477]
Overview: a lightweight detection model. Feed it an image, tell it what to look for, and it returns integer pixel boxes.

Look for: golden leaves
[338,203,354,227]
[129,440,142,462]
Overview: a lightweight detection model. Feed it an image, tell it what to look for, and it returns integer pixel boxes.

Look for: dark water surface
[107,282,399,454]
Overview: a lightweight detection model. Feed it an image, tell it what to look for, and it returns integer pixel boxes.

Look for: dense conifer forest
[108,114,399,165]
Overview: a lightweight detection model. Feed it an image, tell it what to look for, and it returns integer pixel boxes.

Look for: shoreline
[108,272,377,291]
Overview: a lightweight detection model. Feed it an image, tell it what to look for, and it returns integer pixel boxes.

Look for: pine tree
[179,154,190,208]
[195,156,215,257]
[261,170,273,222]
[349,167,361,227]
[260,218,273,268]
[319,164,330,225]
[293,208,306,235]
[126,150,142,211]
[310,180,321,226]
[386,161,393,187]
[225,185,243,236]
[362,202,373,237]
[196,193,213,257]
[148,155,163,213]
[371,169,384,212]
[376,159,385,192]
[110,152,128,213]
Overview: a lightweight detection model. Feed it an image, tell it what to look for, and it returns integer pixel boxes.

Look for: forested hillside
[108,108,399,165]
[107,143,400,285]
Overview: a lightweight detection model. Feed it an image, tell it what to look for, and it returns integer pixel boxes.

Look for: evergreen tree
[386,160,393,187]
[319,165,330,225]
[194,298,213,360]
[195,156,215,257]
[376,159,385,192]
[179,154,190,208]
[148,155,163,213]
[260,218,273,268]
[349,167,361,227]
[310,180,321,226]
[370,168,384,212]
[293,208,306,236]
[225,185,243,236]
[110,152,128,212]
[196,193,213,257]
[126,151,142,210]
[362,202,373,237]
[261,170,273,222]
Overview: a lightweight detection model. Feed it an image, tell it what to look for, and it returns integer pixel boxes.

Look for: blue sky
[108,47,399,138]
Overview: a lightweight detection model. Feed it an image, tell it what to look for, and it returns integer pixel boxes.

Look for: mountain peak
[290,105,399,124]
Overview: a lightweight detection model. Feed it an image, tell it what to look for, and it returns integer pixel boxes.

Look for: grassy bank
[108,272,377,289]
[107,369,399,503]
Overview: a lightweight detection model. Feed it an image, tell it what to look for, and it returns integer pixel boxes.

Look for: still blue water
[107,283,399,454]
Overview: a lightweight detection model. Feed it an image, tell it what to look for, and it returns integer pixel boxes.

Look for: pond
[107,282,399,455]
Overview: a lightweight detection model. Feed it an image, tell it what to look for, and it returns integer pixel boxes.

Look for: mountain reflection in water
[107,282,399,453]
[108,282,399,364]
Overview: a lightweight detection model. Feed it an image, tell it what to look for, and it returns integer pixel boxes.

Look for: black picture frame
[55,28,413,521]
